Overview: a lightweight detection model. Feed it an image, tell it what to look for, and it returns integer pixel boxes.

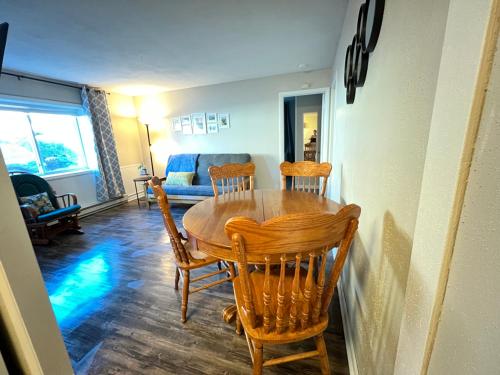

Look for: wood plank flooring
[35,202,349,374]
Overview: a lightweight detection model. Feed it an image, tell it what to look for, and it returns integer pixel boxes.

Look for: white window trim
[0,98,94,178]
[43,169,95,181]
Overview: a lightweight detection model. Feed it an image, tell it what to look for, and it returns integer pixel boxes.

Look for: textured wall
[427,33,500,375]
[133,69,332,188]
[330,0,450,373]
[394,0,495,372]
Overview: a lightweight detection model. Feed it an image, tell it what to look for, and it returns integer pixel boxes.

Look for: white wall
[133,69,332,188]
[330,0,450,373]
[107,93,145,200]
[394,0,496,372]
[426,23,500,375]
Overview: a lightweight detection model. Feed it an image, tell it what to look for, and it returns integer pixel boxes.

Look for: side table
[133,175,152,208]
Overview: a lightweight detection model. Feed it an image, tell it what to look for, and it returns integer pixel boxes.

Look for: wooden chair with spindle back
[225,205,360,374]
[149,180,235,323]
[280,161,332,197]
[208,162,255,197]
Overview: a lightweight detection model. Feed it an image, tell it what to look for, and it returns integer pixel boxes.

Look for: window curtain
[81,87,125,202]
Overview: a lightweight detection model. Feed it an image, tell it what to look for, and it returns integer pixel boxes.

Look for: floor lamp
[144,123,155,176]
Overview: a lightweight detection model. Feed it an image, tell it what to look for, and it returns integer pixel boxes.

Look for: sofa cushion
[166,172,195,186]
[19,192,55,216]
[36,204,81,222]
[194,154,251,186]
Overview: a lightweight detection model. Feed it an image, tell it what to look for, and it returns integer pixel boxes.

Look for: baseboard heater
[79,196,128,218]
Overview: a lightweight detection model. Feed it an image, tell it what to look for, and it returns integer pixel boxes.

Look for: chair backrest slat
[276,254,287,334]
[280,161,332,197]
[289,254,302,332]
[312,250,327,324]
[209,162,255,197]
[300,253,315,330]
[232,232,257,328]
[225,205,360,337]
[149,180,191,265]
[263,256,272,333]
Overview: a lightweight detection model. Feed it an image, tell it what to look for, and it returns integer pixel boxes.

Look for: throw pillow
[19,192,55,216]
[166,172,195,186]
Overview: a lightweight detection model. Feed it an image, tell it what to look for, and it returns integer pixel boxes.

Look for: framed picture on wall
[207,122,218,134]
[181,115,191,125]
[218,113,230,129]
[206,112,217,124]
[181,115,192,134]
[206,112,218,133]
[172,117,182,132]
[191,113,207,134]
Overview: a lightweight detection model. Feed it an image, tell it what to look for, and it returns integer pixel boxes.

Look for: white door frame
[278,87,331,164]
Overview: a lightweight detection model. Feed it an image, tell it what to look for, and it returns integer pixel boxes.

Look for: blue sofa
[148,153,251,204]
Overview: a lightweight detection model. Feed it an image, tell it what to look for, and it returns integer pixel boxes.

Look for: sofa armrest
[56,193,78,207]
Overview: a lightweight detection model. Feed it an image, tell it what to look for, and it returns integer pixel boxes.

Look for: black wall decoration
[344,0,385,104]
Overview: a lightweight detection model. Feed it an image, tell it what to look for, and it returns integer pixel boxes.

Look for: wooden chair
[149,180,235,323]
[279,161,332,197]
[225,205,360,374]
[209,162,255,197]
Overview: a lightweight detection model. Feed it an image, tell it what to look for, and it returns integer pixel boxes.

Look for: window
[0,109,95,176]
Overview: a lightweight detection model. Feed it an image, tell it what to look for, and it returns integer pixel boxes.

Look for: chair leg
[314,334,330,375]
[253,341,263,375]
[181,269,190,323]
[174,267,180,290]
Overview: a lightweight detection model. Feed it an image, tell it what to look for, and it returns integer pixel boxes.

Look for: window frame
[0,96,94,178]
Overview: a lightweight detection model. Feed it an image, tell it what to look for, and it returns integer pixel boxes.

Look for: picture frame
[206,112,217,124]
[181,115,191,126]
[172,116,182,132]
[191,112,207,134]
[207,122,218,134]
[218,113,230,129]
[181,115,192,134]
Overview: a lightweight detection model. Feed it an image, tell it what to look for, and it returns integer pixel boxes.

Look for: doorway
[279,88,330,165]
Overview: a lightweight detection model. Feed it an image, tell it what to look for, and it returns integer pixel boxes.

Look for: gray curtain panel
[82,87,125,202]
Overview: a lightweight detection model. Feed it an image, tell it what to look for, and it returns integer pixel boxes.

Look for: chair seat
[233,266,328,344]
[180,240,221,269]
[36,204,81,222]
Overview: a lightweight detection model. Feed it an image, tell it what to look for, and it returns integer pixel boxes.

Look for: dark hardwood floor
[35,202,349,375]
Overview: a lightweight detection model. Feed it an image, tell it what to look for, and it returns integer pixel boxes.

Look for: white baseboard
[338,277,359,375]
[127,191,145,202]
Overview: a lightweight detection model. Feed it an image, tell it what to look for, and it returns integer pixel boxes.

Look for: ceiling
[1,0,346,95]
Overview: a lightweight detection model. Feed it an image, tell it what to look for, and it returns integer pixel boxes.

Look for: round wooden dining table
[183,189,343,262]
[183,189,343,323]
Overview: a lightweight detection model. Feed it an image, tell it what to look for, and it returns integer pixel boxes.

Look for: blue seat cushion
[36,204,81,222]
[147,184,218,197]
[194,154,251,186]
